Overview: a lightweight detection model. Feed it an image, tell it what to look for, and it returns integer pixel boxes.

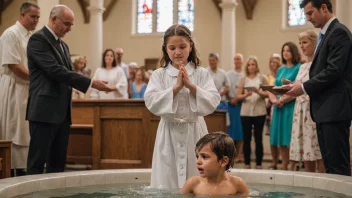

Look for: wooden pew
[0,140,11,179]
[69,99,226,170]
[66,124,93,165]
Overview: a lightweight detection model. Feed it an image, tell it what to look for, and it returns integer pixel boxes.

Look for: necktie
[314,32,324,54]
[57,39,65,54]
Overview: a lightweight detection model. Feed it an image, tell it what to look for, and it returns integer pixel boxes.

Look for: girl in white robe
[144,24,221,189]
[90,49,128,99]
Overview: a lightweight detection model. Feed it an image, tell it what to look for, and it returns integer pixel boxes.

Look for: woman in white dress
[289,30,324,173]
[144,24,221,189]
[90,49,128,99]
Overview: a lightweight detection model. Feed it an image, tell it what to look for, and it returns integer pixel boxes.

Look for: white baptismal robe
[0,21,31,168]
[90,66,128,99]
[144,63,220,189]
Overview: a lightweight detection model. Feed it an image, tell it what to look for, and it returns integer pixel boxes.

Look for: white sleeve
[89,68,100,99]
[115,68,128,98]
[0,30,21,67]
[189,69,221,116]
[144,70,178,116]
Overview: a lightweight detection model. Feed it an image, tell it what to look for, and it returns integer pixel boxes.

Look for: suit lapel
[312,19,339,63]
[42,27,71,69]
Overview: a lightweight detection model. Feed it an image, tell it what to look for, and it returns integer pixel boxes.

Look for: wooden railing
[68,99,227,169]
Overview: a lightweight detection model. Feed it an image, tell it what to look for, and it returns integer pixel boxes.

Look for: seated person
[181,132,250,196]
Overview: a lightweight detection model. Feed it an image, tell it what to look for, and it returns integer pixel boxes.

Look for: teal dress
[270,63,301,146]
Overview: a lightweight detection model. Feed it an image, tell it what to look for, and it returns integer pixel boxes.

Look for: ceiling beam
[0,0,13,25]
[77,0,89,23]
[212,0,222,17]
[103,0,117,21]
[242,0,257,19]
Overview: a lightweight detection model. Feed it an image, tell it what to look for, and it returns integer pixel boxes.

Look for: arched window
[136,0,194,34]
[282,0,311,30]
[287,0,306,26]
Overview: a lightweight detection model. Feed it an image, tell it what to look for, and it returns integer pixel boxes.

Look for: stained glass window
[136,0,194,34]
[178,0,194,31]
[137,0,153,33]
[288,0,306,26]
[157,0,173,32]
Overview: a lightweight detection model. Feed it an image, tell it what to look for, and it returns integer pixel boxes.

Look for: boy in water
[181,132,250,196]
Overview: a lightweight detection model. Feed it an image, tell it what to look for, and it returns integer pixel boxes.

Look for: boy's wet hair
[196,132,236,170]
[160,24,201,68]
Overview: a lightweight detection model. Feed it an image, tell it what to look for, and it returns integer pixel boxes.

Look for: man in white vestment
[0,1,40,176]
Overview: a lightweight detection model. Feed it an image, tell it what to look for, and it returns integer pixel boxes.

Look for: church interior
[0,0,352,197]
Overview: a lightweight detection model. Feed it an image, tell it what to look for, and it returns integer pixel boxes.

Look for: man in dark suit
[286,0,351,176]
[26,5,111,175]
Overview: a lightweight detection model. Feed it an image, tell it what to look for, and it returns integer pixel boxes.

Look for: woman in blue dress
[131,68,147,99]
[268,42,301,170]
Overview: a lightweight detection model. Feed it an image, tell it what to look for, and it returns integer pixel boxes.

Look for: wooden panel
[204,110,227,133]
[100,119,143,168]
[92,106,101,169]
[71,106,94,124]
[69,100,227,170]
[0,140,11,179]
[67,128,92,164]
[100,106,143,118]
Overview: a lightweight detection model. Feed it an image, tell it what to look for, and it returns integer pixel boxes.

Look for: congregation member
[289,30,324,173]
[207,53,230,110]
[72,56,90,99]
[236,56,269,169]
[226,53,244,163]
[268,42,301,170]
[90,49,128,99]
[115,47,129,79]
[131,68,147,99]
[266,53,282,167]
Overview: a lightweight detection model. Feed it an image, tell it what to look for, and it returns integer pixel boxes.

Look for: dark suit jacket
[303,19,352,123]
[26,26,91,124]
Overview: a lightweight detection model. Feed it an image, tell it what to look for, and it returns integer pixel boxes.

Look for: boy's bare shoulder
[229,175,250,195]
[228,175,244,185]
[181,176,202,194]
[187,176,202,185]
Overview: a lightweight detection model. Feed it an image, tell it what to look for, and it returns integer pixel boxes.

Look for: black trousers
[241,115,266,166]
[26,116,70,175]
[316,120,351,176]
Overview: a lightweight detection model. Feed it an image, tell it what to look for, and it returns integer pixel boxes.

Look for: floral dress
[289,62,322,161]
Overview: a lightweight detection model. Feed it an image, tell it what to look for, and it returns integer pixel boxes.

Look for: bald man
[26,5,112,174]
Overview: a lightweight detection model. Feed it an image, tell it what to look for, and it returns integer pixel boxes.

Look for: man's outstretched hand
[91,80,112,92]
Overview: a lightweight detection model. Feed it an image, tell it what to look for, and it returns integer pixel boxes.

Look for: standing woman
[90,49,128,99]
[72,56,89,99]
[269,42,301,170]
[236,56,268,169]
[289,30,324,173]
[131,68,147,99]
[267,53,281,86]
[266,54,282,168]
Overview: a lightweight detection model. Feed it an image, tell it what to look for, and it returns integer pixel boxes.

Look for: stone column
[36,0,59,31]
[219,0,237,71]
[88,0,105,71]
[336,0,352,30]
